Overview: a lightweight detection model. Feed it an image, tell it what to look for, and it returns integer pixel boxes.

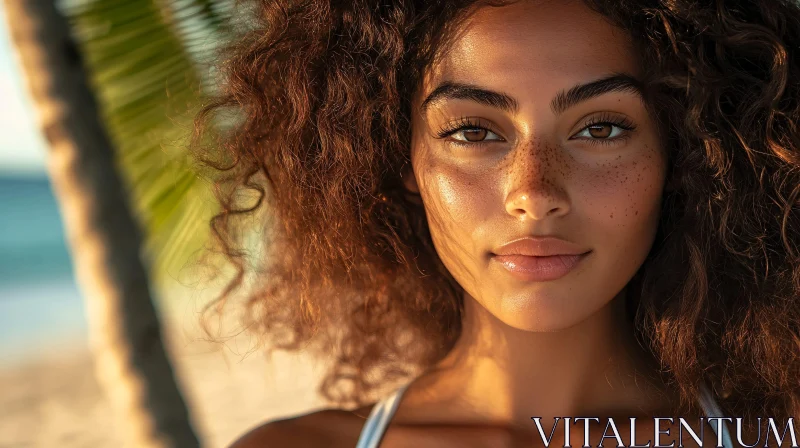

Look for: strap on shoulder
[697,384,735,448]
[356,382,734,448]
[354,384,410,448]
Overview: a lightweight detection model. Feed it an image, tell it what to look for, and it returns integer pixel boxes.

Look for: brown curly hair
[191,0,800,421]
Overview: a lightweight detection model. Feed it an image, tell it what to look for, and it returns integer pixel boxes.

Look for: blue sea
[0,173,88,363]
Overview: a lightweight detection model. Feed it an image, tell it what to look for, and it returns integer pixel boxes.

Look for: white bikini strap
[356,382,734,448]
[697,383,735,448]
[354,383,410,448]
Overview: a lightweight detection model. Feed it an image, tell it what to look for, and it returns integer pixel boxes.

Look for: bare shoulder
[228,405,375,448]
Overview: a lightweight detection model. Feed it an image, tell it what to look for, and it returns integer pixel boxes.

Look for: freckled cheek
[576,158,666,232]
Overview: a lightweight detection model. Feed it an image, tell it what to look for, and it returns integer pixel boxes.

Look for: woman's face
[407,0,667,332]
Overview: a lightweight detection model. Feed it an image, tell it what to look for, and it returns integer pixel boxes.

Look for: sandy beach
[0,312,330,448]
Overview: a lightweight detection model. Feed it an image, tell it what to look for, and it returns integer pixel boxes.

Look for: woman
[193,0,800,446]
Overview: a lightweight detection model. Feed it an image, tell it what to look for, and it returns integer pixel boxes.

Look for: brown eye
[462,128,487,141]
[572,122,625,141]
[588,124,613,138]
[445,125,503,144]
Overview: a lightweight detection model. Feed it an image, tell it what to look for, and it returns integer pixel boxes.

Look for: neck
[398,288,675,428]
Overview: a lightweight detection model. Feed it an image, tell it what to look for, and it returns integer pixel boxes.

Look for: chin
[484,287,613,333]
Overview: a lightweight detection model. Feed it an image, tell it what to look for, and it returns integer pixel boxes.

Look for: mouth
[490,251,592,282]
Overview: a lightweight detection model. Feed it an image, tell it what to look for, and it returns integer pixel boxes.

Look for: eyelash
[573,113,637,146]
[434,116,499,141]
[434,114,637,148]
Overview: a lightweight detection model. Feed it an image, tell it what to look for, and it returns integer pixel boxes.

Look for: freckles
[502,138,573,199]
[580,144,665,227]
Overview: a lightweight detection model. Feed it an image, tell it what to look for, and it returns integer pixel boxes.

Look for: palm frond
[60,0,236,289]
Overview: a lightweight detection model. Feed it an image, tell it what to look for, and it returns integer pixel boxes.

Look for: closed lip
[491,236,591,257]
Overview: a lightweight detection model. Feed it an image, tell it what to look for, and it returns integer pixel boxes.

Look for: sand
[0,314,330,448]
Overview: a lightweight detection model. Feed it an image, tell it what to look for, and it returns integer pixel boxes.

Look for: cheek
[414,154,499,284]
[416,159,497,238]
[577,146,666,249]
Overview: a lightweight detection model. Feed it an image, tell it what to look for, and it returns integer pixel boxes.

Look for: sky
[0,2,49,176]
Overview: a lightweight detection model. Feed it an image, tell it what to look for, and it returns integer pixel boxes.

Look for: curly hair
[191,0,800,421]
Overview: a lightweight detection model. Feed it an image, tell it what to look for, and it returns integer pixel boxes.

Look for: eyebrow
[551,73,644,115]
[420,82,520,115]
[419,73,644,116]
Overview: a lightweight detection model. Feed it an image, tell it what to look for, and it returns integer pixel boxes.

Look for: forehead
[418,0,639,104]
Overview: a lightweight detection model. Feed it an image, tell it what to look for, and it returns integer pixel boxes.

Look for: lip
[491,237,591,282]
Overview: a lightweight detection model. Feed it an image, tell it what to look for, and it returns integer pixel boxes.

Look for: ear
[401,163,420,194]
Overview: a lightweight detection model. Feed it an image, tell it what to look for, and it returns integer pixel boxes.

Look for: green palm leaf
[60,0,235,288]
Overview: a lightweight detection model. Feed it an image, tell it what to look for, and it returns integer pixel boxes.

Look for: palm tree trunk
[2,1,200,446]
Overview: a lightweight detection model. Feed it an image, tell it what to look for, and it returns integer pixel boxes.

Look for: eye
[451,127,503,143]
[435,117,505,146]
[568,114,636,145]
[572,123,625,139]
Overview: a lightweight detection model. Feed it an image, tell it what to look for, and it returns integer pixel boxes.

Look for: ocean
[0,173,88,363]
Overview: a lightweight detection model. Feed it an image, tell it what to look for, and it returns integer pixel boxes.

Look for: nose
[503,144,570,220]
